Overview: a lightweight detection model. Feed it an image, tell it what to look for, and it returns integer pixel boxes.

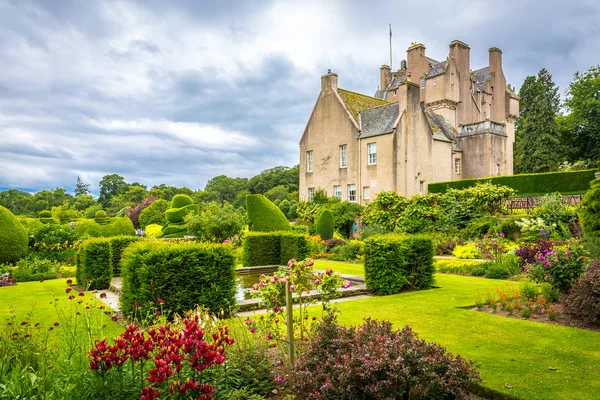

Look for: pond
[235,272,263,301]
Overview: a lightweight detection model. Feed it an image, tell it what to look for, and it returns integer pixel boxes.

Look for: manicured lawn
[314,259,365,276]
[322,273,600,400]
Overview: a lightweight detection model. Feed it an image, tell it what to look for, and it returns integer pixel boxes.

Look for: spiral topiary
[0,206,28,264]
[94,210,110,225]
[39,210,56,224]
[158,194,199,238]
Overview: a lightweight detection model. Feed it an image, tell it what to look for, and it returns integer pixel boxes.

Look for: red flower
[157,298,164,304]
[140,386,159,400]
[99,293,107,298]
[66,279,73,285]
[65,287,73,293]
[54,322,60,327]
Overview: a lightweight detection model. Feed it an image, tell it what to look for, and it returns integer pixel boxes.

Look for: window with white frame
[306,151,313,172]
[367,143,377,165]
[347,184,356,202]
[420,77,425,89]
[339,145,347,168]
[308,187,315,202]
[363,186,370,201]
[333,185,342,200]
[454,158,461,175]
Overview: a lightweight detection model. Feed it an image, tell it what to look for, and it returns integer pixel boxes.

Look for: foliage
[94,210,110,224]
[144,224,163,238]
[107,236,141,277]
[98,174,128,208]
[74,176,91,196]
[201,174,250,205]
[565,260,600,325]
[434,259,485,275]
[361,190,409,232]
[475,285,559,321]
[283,314,480,400]
[186,202,245,242]
[248,165,299,194]
[452,243,481,259]
[242,231,308,267]
[0,205,28,264]
[32,223,78,250]
[125,195,158,229]
[138,199,169,228]
[74,217,135,238]
[515,239,554,268]
[475,234,506,263]
[331,240,363,261]
[428,169,596,196]
[10,257,60,282]
[296,198,362,237]
[246,194,291,232]
[580,179,600,237]
[363,234,434,294]
[78,238,113,290]
[84,204,104,219]
[120,241,236,317]
[314,209,334,240]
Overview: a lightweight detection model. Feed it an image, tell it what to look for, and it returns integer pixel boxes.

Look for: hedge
[108,236,141,276]
[0,206,28,264]
[243,231,309,267]
[246,194,291,232]
[364,234,434,295]
[580,179,600,237]
[120,241,236,317]
[315,209,334,240]
[428,169,597,196]
[74,217,135,238]
[139,199,169,228]
[78,238,113,290]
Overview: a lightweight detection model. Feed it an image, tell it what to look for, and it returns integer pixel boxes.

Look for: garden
[1,173,600,399]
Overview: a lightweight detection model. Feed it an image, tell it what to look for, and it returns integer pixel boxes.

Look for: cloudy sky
[1,0,599,194]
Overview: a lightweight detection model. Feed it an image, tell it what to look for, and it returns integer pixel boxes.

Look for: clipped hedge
[580,179,600,237]
[78,238,113,290]
[364,234,434,295]
[120,241,236,317]
[108,236,141,276]
[0,206,28,264]
[139,199,169,228]
[246,194,291,232]
[428,169,596,196]
[243,231,309,267]
[315,209,334,240]
[74,217,135,238]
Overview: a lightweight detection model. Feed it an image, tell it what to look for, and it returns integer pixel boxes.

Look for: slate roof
[425,61,447,78]
[373,89,386,99]
[426,56,439,65]
[386,75,407,90]
[425,111,462,151]
[359,103,399,139]
[337,88,389,123]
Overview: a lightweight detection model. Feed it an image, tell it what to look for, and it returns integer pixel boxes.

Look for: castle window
[419,181,425,195]
[348,184,356,202]
[451,73,455,84]
[363,186,370,201]
[308,187,315,202]
[367,143,377,165]
[420,77,425,89]
[497,163,501,176]
[306,151,313,172]
[433,78,437,85]
[420,102,424,110]
[339,145,347,168]
[333,185,342,200]
[454,158,461,175]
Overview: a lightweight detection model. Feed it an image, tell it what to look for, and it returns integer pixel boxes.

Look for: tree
[98,174,128,208]
[0,189,33,215]
[186,202,245,242]
[248,165,299,194]
[264,185,290,202]
[74,176,91,196]
[514,69,561,173]
[562,65,600,161]
[70,194,96,211]
[203,175,249,204]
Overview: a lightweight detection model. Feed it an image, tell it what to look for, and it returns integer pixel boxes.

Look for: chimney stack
[488,47,502,75]
[321,70,338,92]
[380,65,391,93]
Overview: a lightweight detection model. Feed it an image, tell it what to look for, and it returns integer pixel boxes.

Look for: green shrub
[74,217,135,238]
[186,202,245,242]
[108,236,141,276]
[120,241,236,316]
[363,234,434,294]
[484,264,511,279]
[39,210,56,224]
[315,209,334,240]
[145,224,163,238]
[246,194,290,232]
[434,259,484,275]
[242,231,308,266]
[565,260,600,325]
[332,241,364,261]
[94,210,110,225]
[32,224,78,250]
[429,169,596,196]
[138,199,169,228]
[460,215,500,239]
[580,179,600,237]
[452,243,481,259]
[471,266,487,276]
[84,204,103,219]
[497,216,522,239]
[0,206,28,264]
[77,238,112,290]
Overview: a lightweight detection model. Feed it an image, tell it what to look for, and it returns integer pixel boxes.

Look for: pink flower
[157,298,164,304]
[289,285,295,291]
[249,327,256,334]
[499,232,505,237]
[342,280,352,289]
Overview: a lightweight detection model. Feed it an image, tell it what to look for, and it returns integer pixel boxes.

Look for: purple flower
[289,285,295,291]
[342,280,352,289]
[499,232,505,237]
[273,306,280,313]
[259,282,265,288]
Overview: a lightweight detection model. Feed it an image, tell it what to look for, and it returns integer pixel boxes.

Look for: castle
[299,40,520,204]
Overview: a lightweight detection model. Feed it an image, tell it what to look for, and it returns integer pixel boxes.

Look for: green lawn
[314,259,365,276]
[318,272,600,400]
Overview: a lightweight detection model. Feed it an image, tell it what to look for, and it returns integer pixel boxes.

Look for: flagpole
[389,23,392,70]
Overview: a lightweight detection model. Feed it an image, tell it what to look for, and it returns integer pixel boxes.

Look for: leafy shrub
[471,266,488,276]
[324,238,345,252]
[434,259,484,275]
[306,235,327,256]
[520,281,538,301]
[515,239,554,268]
[84,204,103,218]
[364,234,434,294]
[39,210,56,224]
[526,244,588,293]
[533,194,579,227]
[498,216,522,239]
[32,224,78,250]
[94,210,109,225]
[242,231,308,267]
[360,223,387,239]
[186,202,245,242]
[138,199,169,228]
[284,315,480,400]
[460,215,500,239]
[120,241,236,316]
[433,235,465,255]
[315,209,334,240]
[484,264,511,279]
[108,236,141,276]
[0,205,28,264]
[11,257,58,282]
[77,238,112,290]
[145,224,162,238]
[540,282,560,303]
[581,179,600,237]
[331,240,364,261]
[125,195,158,229]
[452,243,481,259]
[565,260,600,325]
[246,194,290,232]
[74,217,135,238]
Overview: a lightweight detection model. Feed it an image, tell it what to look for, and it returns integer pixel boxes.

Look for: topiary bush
[565,260,600,326]
[120,241,236,317]
[139,199,169,228]
[0,206,28,264]
[242,231,308,266]
[159,194,199,238]
[364,234,434,295]
[39,210,56,224]
[94,210,110,225]
[246,194,291,232]
[74,217,135,238]
[77,238,113,290]
[315,209,334,240]
[108,235,141,276]
[580,179,600,237]
[32,224,78,250]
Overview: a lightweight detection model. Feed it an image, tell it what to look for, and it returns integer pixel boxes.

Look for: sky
[1,0,599,194]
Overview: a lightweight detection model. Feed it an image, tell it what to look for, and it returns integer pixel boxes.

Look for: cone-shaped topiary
[39,210,56,224]
[94,210,110,225]
[158,194,199,238]
[580,179,600,237]
[0,206,28,264]
[246,194,291,232]
[315,209,334,240]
